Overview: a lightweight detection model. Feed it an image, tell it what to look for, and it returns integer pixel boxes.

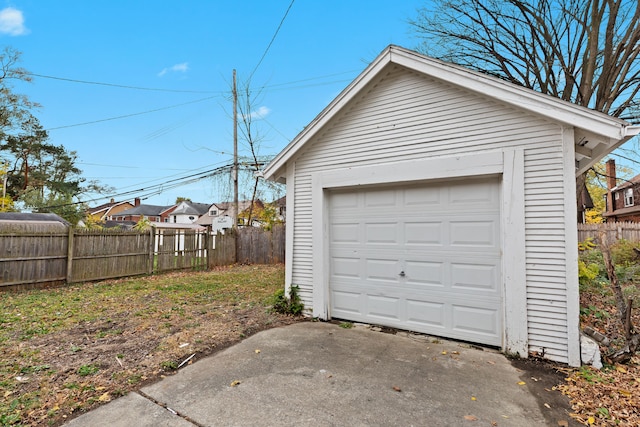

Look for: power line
[247,0,295,82]
[41,164,235,209]
[45,96,218,131]
[610,152,640,166]
[26,72,219,94]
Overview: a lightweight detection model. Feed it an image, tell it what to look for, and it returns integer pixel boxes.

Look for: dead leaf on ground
[463,415,478,421]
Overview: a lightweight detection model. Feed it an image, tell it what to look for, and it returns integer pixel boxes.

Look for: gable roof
[171,201,210,216]
[263,45,639,183]
[117,204,172,217]
[87,200,133,215]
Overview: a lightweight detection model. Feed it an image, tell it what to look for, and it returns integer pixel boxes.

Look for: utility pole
[232,69,239,230]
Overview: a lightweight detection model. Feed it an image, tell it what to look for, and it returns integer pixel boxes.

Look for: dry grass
[0,264,298,426]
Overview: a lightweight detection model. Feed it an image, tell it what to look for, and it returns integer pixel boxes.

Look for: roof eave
[263,45,639,181]
[263,46,395,181]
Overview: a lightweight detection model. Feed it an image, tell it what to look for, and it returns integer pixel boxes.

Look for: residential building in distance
[86,198,134,223]
[604,158,640,222]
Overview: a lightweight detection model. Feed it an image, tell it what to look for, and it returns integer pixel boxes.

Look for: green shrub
[270,285,304,316]
[579,260,600,287]
[610,239,640,266]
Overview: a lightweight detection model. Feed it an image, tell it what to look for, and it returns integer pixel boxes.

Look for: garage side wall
[288,65,573,363]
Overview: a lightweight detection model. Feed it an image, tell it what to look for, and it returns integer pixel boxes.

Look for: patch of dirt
[14,306,302,426]
[510,357,580,426]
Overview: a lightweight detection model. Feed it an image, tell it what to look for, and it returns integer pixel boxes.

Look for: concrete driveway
[65,322,572,426]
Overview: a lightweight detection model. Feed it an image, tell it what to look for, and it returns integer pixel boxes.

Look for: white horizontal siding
[290,65,572,362]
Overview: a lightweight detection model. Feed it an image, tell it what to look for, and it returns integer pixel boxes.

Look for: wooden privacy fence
[578,222,640,243]
[209,224,285,266]
[0,224,285,290]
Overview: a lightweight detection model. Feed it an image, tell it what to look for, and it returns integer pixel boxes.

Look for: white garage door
[328,178,502,346]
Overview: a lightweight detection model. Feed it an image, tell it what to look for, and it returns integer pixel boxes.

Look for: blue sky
[1,0,427,207]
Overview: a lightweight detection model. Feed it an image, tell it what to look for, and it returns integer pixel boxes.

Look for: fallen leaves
[463,415,478,421]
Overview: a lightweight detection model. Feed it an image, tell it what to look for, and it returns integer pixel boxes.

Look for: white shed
[263,46,639,366]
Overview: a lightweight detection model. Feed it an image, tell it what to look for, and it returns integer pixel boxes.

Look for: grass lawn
[0,264,297,427]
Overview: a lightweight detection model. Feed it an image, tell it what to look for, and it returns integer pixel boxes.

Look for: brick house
[604,158,640,222]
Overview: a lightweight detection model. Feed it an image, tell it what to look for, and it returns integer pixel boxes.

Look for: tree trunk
[600,232,639,363]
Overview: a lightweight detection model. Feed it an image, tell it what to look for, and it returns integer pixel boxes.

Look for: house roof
[116,204,172,217]
[171,201,210,216]
[603,204,640,218]
[263,45,640,183]
[87,200,132,215]
[0,212,70,225]
[611,174,640,191]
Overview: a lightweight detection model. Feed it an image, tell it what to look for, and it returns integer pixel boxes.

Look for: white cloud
[158,62,189,77]
[0,7,29,36]
[250,106,271,119]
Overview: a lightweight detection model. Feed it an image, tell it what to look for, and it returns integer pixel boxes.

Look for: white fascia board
[389,47,633,141]
[263,47,394,181]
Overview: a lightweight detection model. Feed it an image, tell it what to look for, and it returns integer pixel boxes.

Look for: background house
[86,199,134,223]
[167,201,210,224]
[110,199,174,223]
[263,45,639,367]
[196,200,253,233]
[604,158,640,222]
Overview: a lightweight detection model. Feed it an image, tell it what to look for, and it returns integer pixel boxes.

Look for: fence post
[66,226,74,284]
[148,226,155,275]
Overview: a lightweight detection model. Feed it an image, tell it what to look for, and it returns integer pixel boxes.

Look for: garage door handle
[399,271,405,277]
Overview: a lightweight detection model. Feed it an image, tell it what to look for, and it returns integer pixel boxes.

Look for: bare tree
[232,80,284,226]
[410,0,640,222]
[410,0,640,119]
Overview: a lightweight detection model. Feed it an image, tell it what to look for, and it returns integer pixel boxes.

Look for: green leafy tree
[134,216,152,231]
[0,47,110,223]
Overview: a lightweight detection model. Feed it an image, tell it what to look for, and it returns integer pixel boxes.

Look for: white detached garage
[263,46,639,366]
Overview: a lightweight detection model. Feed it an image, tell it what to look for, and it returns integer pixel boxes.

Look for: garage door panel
[406,300,446,327]
[367,295,401,320]
[449,181,499,205]
[331,257,361,279]
[404,186,442,206]
[450,263,499,292]
[365,222,399,244]
[364,189,398,207]
[452,305,500,338]
[404,222,443,245]
[450,220,498,247]
[365,258,400,281]
[329,178,502,347]
[331,290,362,315]
[331,192,360,209]
[331,223,360,243]
[404,260,444,286]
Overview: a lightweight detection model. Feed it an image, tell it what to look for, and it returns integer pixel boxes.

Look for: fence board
[71,229,151,282]
[208,231,236,267]
[578,222,640,244]
[154,229,208,273]
[0,223,285,290]
[0,231,68,289]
